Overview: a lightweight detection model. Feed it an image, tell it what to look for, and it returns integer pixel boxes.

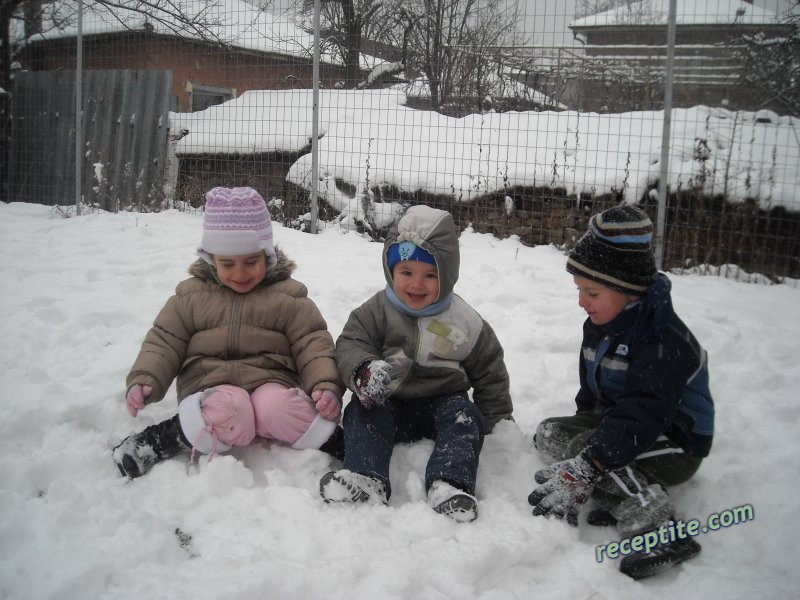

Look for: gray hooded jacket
[336,205,513,431]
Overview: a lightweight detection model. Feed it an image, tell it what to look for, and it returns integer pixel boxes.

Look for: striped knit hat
[197,187,277,268]
[566,205,657,295]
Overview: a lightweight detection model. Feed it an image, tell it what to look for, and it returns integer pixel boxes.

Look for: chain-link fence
[5,0,799,283]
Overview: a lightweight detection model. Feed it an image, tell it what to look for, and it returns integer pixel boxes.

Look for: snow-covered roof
[570,0,781,28]
[17,0,340,65]
[169,89,800,211]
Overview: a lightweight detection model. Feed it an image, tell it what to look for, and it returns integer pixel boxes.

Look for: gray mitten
[528,451,602,526]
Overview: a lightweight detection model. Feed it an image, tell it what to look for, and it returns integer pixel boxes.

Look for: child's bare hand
[126,384,151,417]
[353,360,392,408]
[312,389,341,421]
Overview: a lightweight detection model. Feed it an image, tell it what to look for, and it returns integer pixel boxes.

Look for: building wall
[576,24,792,49]
[20,32,350,112]
[562,23,794,113]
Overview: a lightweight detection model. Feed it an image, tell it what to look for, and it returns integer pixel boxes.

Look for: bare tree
[736,7,800,116]
[319,0,382,85]
[394,0,524,109]
[293,0,402,88]
[293,0,526,102]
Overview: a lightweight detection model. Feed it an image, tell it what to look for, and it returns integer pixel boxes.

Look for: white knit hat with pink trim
[197,187,277,268]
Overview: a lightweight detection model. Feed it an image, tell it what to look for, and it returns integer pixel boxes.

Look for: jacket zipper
[227,292,244,384]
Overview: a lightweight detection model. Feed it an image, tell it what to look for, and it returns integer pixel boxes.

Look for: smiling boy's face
[392,261,440,310]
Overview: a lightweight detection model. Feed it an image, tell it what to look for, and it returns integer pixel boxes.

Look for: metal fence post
[655,0,677,270]
[75,0,83,215]
[309,0,321,234]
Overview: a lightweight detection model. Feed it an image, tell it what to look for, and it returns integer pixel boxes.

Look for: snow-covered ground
[0,201,798,599]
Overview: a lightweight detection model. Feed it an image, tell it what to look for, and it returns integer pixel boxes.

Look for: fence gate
[9,69,172,211]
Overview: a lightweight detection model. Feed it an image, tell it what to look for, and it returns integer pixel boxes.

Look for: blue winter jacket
[576,274,714,471]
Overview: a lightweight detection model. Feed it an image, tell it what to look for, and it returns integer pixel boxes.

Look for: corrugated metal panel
[9,69,172,210]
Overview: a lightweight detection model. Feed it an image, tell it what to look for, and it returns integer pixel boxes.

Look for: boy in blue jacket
[528,205,714,579]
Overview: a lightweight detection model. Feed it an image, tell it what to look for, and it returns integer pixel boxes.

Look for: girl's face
[392,261,440,311]
[212,252,267,294]
[573,275,639,326]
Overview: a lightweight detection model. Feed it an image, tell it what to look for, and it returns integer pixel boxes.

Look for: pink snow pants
[214,382,319,446]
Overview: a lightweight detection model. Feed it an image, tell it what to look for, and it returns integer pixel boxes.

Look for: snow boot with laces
[319,469,388,504]
[113,414,190,478]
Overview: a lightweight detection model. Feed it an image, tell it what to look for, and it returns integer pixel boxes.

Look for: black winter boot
[318,425,345,461]
[113,414,190,478]
[619,532,701,580]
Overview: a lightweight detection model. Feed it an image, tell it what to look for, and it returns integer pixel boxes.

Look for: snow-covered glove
[528,451,603,527]
[126,384,151,417]
[312,389,341,421]
[353,360,392,408]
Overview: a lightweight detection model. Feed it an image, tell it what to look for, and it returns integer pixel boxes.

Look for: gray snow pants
[534,412,703,537]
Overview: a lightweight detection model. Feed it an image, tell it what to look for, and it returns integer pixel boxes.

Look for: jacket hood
[188,246,296,286]
[382,206,460,301]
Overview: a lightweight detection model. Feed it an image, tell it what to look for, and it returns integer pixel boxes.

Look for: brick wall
[20,32,349,112]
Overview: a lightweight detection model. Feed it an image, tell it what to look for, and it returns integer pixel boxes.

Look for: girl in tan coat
[113,187,345,478]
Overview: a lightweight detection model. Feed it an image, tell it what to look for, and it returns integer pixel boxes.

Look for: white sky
[25,0,798,51]
[1,201,797,598]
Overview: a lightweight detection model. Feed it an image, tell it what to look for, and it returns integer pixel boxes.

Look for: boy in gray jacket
[319,205,513,521]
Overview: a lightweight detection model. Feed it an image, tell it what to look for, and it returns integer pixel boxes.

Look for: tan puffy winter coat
[126,249,344,406]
